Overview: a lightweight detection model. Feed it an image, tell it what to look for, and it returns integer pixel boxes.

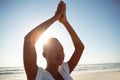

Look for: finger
[58,1,63,8]
[59,0,65,6]
[60,1,64,3]
[58,2,65,10]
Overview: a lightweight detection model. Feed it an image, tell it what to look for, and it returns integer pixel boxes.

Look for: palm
[59,6,67,23]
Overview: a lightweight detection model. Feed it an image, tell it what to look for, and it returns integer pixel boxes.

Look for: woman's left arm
[59,2,84,73]
[63,21,84,73]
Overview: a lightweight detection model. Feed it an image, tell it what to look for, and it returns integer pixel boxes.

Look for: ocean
[0,63,120,80]
[0,67,26,80]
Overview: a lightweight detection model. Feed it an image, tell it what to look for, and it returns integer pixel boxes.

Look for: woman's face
[43,39,65,66]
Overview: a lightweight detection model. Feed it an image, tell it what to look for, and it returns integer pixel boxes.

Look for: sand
[71,71,120,80]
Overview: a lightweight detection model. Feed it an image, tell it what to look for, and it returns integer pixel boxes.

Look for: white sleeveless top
[36,63,73,80]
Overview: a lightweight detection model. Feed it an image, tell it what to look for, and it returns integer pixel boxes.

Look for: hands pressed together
[54,1,67,23]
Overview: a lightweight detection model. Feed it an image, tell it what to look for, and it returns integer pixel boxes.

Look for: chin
[55,59,64,65]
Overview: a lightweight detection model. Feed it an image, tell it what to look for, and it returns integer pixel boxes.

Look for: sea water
[0,63,120,80]
[0,67,26,80]
[74,63,120,73]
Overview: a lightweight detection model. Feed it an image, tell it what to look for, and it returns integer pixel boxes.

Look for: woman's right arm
[23,16,58,80]
[23,1,64,79]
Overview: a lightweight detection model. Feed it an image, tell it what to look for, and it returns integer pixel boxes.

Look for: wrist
[52,15,58,21]
[62,20,68,25]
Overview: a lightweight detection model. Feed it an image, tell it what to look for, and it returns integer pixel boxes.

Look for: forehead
[43,38,63,51]
[49,40,63,51]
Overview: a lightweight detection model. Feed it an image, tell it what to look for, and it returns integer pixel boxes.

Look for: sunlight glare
[35,31,52,68]
[35,22,74,68]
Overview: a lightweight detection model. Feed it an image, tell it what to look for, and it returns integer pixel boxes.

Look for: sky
[0,0,120,67]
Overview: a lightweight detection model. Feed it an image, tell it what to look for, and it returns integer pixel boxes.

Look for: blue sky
[0,0,120,67]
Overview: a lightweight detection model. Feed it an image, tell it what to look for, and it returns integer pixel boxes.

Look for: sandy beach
[71,71,120,80]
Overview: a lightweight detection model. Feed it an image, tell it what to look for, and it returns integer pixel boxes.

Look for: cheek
[46,53,55,61]
[60,52,65,58]
[63,54,65,60]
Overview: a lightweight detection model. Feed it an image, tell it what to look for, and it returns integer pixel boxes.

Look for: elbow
[75,42,85,52]
[24,33,30,41]
[82,43,85,50]
[81,43,85,50]
[24,35,29,43]
[24,34,35,45]
[80,43,85,52]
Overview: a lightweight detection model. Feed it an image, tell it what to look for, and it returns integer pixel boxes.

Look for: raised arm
[23,1,64,79]
[59,2,84,73]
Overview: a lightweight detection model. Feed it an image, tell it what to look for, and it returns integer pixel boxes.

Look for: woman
[23,1,84,80]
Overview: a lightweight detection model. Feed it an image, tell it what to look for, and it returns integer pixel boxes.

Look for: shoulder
[59,63,73,80]
[36,67,54,80]
[59,62,70,74]
[35,67,44,80]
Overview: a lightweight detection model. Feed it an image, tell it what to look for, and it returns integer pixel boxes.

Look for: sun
[36,33,50,47]
[35,30,53,68]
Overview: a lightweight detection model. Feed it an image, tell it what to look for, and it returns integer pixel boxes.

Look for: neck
[46,64,59,74]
